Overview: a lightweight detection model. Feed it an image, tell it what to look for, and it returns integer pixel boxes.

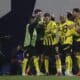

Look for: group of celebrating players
[22,8,80,76]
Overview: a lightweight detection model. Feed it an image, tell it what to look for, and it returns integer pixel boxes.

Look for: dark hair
[34,9,42,14]
[67,12,74,21]
[44,13,51,17]
[73,8,80,12]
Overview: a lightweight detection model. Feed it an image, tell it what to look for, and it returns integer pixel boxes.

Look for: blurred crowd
[1,8,80,76]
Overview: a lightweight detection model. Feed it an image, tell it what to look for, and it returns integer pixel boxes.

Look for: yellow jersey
[43,20,58,45]
[59,20,75,45]
[74,18,80,42]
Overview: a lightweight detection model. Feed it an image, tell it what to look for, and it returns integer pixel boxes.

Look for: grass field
[0,76,80,80]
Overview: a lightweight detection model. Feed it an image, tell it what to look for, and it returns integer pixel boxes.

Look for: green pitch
[0,76,80,80]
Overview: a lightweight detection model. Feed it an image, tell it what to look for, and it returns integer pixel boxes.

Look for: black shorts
[29,46,38,57]
[43,45,58,56]
[73,41,80,53]
[24,40,44,57]
[59,44,72,55]
[24,45,41,58]
[36,40,44,55]
[59,44,72,65]
[23,46,30,58]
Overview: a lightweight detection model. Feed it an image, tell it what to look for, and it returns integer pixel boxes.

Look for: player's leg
[44,46,49,75]
[64,45,73,76]
[31,47,40,75]
[22,54,29,76]
[31,46,44,75]
[54,45,62,76]
[76,53,80,76]
[22,46,30,76]
[55,55,62,75]
[75,42,80,76]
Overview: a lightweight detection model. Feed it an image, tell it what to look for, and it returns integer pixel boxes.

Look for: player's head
[67,12,74,21]
[44,13,51,23]
[59,15,66,23]
[34,9,43,17]
[72,8,80,18]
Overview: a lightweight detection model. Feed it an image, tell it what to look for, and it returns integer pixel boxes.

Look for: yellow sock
[65,55,72,72]
[33,56,40,73]
[56,58,62,73]
[76,55,80,70]
[22,58,28,74]
[45,58,49,73]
